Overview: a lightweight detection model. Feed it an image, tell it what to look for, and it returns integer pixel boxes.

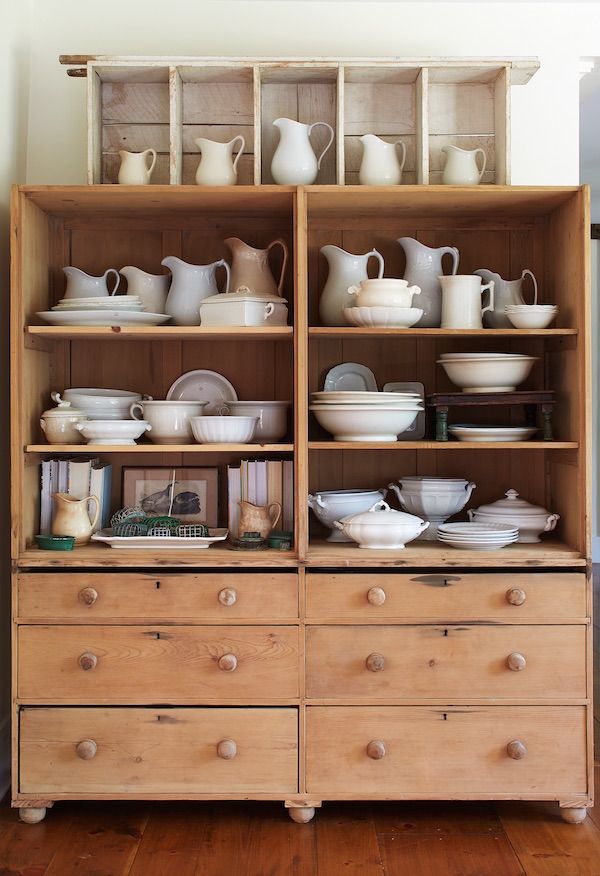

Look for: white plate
[312,391,419,403]
[37,311,171,327]
[449,425,538,442]
[323,363,378,392]
[383,381,426,440]
[438,539,517,551]
[439,522,518,535]
[166,370,238,414]
[92,528,229,549]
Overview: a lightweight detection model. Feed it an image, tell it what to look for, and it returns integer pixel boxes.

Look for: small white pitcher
[271,117,335,185]
[440,275,495,329]
[120,266,170,313]
[359,134,407,186]
[441,145,486,186]
[118,149,157,185]
[63,266,120,299]
[195,136,245,186]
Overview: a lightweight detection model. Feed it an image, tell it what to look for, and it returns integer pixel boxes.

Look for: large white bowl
[505,308,557,329]
[311,406,420,441]
[343,305,423,328]
[63,388,142,420]
[75,419,151,445]
[347,278,421,308]
[190,415,258,444]
[387,479,476,540]
[308,488,387,542]
[437,355,537,393]
[220,400,290,442]
[130,400,208,444]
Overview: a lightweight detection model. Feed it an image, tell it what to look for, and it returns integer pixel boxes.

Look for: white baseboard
[593,536,600,564]
[0,712,10,800]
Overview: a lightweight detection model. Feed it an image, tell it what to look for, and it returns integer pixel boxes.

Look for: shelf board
[26,443,294,454]
[310,327,576,338]
[26,326,293,341]
[308,441,578,451]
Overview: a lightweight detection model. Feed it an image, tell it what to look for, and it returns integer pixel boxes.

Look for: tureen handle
[333,520,345,530]
[419,521,430,533]
[467,509,475,521]
[369,500,390,512]
[544,513,560,532]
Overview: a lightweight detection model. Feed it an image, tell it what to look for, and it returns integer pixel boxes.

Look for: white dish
[382,381,426,439]
[343,306,423,328]
[57,296,141,305]
[130,400,208,444]
[166,370,238,414]
[505,309,557,329]
[308,489,387,542]
[220,400,290,442]
[37,311,171,327]
[311,391,419,404]
[323,363,378,392]
[92,528,229,549]
[439,522,518,536]
[467,489,560,543]
[347,278,421,309]
[311,405,419,442]
[199,290,288,327]
[190,415,258,444]
[387,479,476,541]
[448,425,538,442]
[63,388,142,420]
[74,419,151,445]
[52,303,145,312]
[335,499,428,549]
[439,352,527,359]
[437,355,537,393]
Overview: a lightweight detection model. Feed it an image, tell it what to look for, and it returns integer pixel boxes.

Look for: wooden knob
[507,739,527,760]
[218,588,237,607]
[217,738,237,759]
[218,653,238,672]
[366,652,385,672]
[366,740,386,760]
[76,738,97,760]
[367,587,386,606]
[506,588,526,606]
[78,587,98,606]
[507,652,526,672]
[78,652,97,671]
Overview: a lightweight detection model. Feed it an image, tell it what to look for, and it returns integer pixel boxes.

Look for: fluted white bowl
[190,415,258,444]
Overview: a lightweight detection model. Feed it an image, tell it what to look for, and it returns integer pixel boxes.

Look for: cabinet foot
[560,806,587,824]
[19,807,47,824]
[288,806,315,823]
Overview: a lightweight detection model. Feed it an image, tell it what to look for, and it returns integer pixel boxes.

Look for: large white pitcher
[440,275,495,329]
[359,134,406,186]
[319,245,385,326]
[398,238,459,327]
[161,256,231,325]
[474,268,538,328]
[270,117,334,185]
[441,145,486,186]
[120,266,170,313]
[194,136,245,186]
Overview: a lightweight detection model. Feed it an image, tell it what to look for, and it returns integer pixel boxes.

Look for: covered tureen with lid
[467,489,559,543]
[334,499,428,549]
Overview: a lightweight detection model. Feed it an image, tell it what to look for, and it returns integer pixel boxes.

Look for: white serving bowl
[63,388,142,420]
[395,476,474,491]
[347,278,421,308]
[74,419,151,445]
[310,406,420,441]
[437,355,537,393]
[343,305,424,328]
[130,400,208,444]
[219,400,290,442]
[308,488,387,542]
[190,415,258,444]
[505,307,557,329]
[335,499,428,549]
[387,479,476,540]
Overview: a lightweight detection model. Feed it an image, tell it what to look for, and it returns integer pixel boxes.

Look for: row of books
[227,459,293,538]
[40,457,112,535]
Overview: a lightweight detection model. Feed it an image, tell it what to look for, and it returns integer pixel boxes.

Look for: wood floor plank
[0,802,73,875]
[243,803,316,876]
[379,832,525,876]
[373,800,503,836]
[127,803,214,876]
[315,803,384,875]
[498,801,600,876]
[587,766,600,832]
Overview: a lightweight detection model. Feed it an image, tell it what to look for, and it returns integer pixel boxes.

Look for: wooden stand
[427,390,556,441]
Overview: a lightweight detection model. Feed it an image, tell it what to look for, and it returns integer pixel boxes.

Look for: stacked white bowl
[437,352,538,393]
[505,304,558,329]
[387,476,476,540]
[310,391,424,441]
[343,279,423,328]
[61,388,150,445]
[437,521,519,551]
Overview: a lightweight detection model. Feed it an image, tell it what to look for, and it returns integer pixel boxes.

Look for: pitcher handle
[475,148,487,182]
[368,248,385,279]
[216,259,231,293]
[105,269,120,296]
[144,148,157,178]
[308,122,335,170]
[268,502,282,528]
[394,141,407,173]
[440,246,460,276]
[130,402,144,420]
[481,280,495,317]
[86,495,100,531]
[231,136,245,171]
[267,239,288,295]
[263,303,275,320]
[521,269,538,305]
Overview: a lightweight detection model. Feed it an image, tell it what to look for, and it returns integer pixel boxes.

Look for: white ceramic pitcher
[118,149,157,185]
[120,266,170,313]
[225,237,288,298]
[194,136,245,186]
[398,238,459,327]
[161,256,231,325]
[441,145,486,186]
[63,266,120,300]
[319,245,385,326]
[474,268,538,328]
[440,275,495,329]
[359,134,406,186]
[270,117,334,185]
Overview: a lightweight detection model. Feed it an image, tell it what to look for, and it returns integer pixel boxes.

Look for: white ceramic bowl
[347,279,421,309]
[190,415,258,444]
[387,479,476,540]
[311,406,420,441]
[335,499,429,549]
[130,400,208,444]
[505,308,557,329]
[308,489,387,542]
[220,400,290,442]
[63,388,142,420]
[75,419,151,445]
[343,305,424,328]
[437,355,537,393]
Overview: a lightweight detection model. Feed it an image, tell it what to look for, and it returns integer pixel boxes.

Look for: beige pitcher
[52,492,100,545]
[225,237,288,298]
[238,500,281,538]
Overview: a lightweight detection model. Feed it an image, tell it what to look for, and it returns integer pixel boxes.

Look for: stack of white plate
[437,521,519,551]
[52,296,146,312]
[310,391,424,442]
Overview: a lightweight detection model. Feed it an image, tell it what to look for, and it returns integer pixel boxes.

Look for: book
[240,459,248,502]
[267,460,283,512]
[40,459,55,534]
[90,461,112,531]
[255,460,268,507]
[68,457,99,499]
[227,465,241,538]
[247,461,257,505]
[57,458,69,493]
[282,460,294,531]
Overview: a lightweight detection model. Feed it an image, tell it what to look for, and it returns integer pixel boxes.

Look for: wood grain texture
[315,802,383,874]
[379,832,525,876]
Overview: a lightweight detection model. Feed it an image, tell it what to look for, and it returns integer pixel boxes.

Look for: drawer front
[305,706,587,797]
[19,626,299,703]
[17,572,298,622]
[306,572,587,621]
[20,707,298,794]
[306,625,586,699]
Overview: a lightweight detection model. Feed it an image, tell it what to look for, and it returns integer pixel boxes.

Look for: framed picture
[122,467,219,527]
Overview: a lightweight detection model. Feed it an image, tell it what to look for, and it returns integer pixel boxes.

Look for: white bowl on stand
[387,478,476,540]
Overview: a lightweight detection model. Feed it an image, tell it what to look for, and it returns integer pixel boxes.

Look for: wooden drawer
[17,572,298,622]
[306,572,587,621]
[305,706,587,797]
[18,626,299,703]
[20,707,298,794]
[306,625,586,700]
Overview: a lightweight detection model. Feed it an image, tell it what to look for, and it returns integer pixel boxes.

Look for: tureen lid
[201,286,288,305]
[473,489,550,518]
[340,499,425,526]
[41,392,86,419]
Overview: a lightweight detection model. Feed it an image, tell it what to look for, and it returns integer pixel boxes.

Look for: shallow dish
[35,534,75,551]
[347,278,421,309]
[190,415,258,444]
[75,419,151,445]
[437,355,537,393]
[166,369,238,414]
[448,425,538,442]
[92,528,228,549]
[311,405,419,442]
[343,305,423,328]
[37,311,171,326]
[323,363,378,392]
[505,309,557,329]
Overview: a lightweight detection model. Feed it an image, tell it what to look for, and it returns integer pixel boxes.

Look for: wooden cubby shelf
[26,326,294,341]
[26,444,294,454]
[308,441,578,451]
[309,327,577,338]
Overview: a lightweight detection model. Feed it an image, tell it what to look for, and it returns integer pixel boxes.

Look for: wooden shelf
[310,327,576,338]
[26,326,293,341]
[308,441,578,451]
[26,443,294,454]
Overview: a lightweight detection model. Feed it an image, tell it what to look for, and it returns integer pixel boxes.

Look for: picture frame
[122,467,219,527]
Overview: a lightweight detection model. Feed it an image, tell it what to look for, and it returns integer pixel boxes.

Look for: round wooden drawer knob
[366,652,385,672]
[78,652,97,671]
[218,653,238,672]
[218,588,237,607]
[507,652,526,672]
[366,740,386,760]
[367,587,386,606]
[507,739,527,760]
[76,738,97,760]
[217,738,237,759]
[506,588,526,606]
[78,587,98,606]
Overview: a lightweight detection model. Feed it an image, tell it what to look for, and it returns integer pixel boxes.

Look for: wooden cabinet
[10,184,591,825]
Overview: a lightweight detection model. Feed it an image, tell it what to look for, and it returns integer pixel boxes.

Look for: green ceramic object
[35,534,75,551]
[267,530,293,550]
